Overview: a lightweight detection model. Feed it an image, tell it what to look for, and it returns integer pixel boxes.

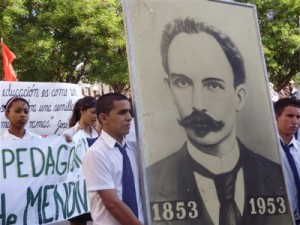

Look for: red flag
[1,42,18,81]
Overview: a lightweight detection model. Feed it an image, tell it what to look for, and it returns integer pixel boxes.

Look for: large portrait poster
[122,0,294,225]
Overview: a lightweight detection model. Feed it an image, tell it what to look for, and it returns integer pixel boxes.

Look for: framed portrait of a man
[122,0,294,224]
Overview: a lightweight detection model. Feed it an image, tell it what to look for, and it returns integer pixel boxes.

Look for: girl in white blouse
[64,96,98,225]
[0,96,41,140]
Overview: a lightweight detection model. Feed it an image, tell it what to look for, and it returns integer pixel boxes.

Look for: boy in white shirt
[82,93,144,225]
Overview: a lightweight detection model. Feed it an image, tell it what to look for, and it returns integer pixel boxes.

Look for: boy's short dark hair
[274,98,300,116]
[96,93,129,116]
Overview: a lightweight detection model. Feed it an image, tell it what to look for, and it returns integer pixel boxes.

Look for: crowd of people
[0,93,142,225]
[2,85,300,223]
[269,81,299,102]
[0,63,299,225]
[1,82,300,225]
[1,25,300,224]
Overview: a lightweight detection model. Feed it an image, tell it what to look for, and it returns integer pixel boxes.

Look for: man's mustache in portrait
[178,109,225,137]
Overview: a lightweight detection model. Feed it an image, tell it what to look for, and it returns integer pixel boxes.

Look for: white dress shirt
[0,129,41,140]
[188,140,245,225]
[63,122,99,138]
[82,130,144,225]
[279,136,300,218]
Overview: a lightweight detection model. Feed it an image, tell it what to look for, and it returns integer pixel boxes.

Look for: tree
[2,1,299,92]
[236,0,300,90]
[0,0,128,93]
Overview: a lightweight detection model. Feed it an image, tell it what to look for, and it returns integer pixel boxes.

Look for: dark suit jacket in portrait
[147,139,292,225]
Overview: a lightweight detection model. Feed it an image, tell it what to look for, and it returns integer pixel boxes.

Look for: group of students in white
[3,92,300,225]
[0,93,144,225]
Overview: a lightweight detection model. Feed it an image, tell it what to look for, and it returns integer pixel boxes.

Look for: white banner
[0,81,83,136]
[0,131,90,224]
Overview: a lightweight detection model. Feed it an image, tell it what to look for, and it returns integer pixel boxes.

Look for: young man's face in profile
[102,100,132,141]
[165,32,246,146]
[276,105,300,138]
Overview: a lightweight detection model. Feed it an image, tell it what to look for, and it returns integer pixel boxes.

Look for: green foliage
[237,0,300,90]
[0,0,128,92]
[1,0,299,92]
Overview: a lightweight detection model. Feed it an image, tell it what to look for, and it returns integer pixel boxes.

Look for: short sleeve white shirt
[0,129,41,140]
[279,136,300,216]
[82,130,144,225]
